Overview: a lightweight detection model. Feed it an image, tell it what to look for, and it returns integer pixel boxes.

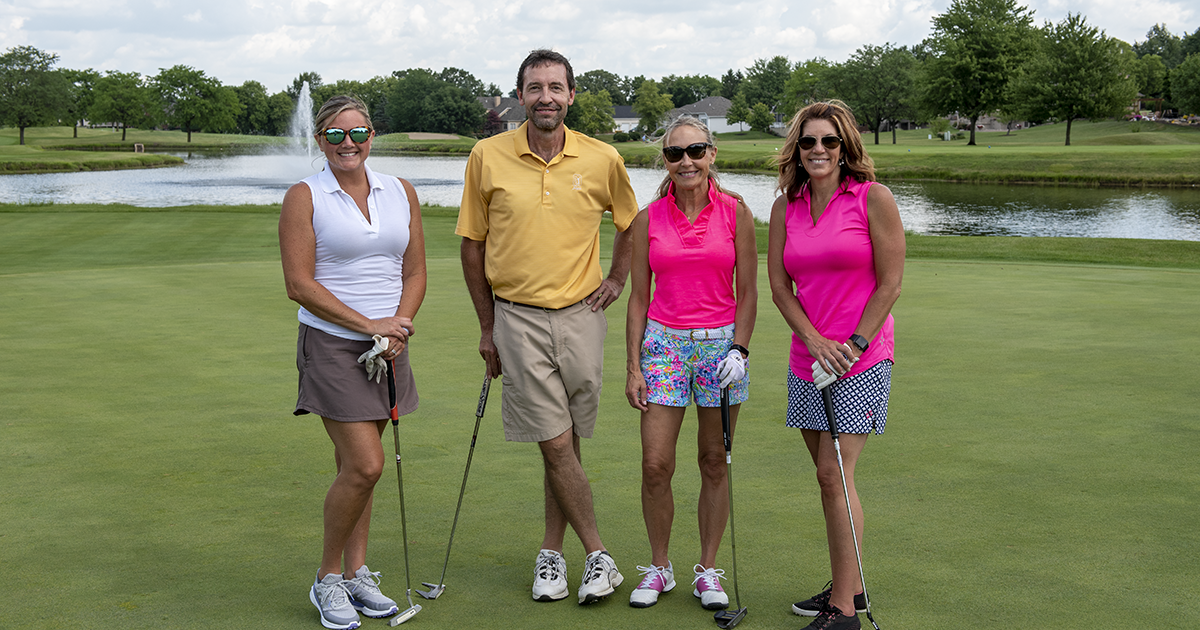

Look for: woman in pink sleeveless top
[767,101,905,630]
[624,116,758,611]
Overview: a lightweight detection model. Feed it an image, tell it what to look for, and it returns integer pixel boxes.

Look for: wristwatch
[848,334,869,353]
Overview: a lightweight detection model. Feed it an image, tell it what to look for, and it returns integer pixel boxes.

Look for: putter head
[415,582,445,599]
[714,607,747,629]
[389,604,422,626]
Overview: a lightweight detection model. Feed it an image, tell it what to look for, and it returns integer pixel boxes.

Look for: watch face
[851,334,868,351]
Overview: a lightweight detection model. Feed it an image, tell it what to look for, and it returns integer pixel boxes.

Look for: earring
[838,159,845,166]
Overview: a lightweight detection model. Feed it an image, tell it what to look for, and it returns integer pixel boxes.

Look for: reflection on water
[3,152,1198,241]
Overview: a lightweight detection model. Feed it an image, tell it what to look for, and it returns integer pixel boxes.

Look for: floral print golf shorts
[640,320,749,408]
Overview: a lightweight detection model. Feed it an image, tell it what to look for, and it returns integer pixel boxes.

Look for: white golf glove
[811,343,858,390]
[716,349,747,389]
[357,335,389,383]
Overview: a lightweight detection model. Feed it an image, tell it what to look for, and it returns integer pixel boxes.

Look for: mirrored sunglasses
[798,135,842,151]
[662,142,712,163]
[321,126,372,145]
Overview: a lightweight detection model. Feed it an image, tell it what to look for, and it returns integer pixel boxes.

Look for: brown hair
[777,100,874,201]
[654,115,720,200]
[313,95,371,136]
[517,49,575,93]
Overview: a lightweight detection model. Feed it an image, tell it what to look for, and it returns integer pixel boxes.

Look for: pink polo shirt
[646,182,739,329]
[782,178,894,380]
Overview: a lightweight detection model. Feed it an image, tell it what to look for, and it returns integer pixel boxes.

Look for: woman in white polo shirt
[279,95,427,630]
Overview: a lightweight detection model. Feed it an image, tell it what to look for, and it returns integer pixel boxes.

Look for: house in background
[477,96,525,132]
[666,96,740,133]
[613,105,638,132]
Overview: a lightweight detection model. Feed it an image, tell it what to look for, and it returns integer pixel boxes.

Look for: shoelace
[811,604,849,629]
[319,578,355,608]
[536,553,562,580]
[351,569,384,595]
[634,565,666,589]
[582,554,609,584]
[692,565,726,590]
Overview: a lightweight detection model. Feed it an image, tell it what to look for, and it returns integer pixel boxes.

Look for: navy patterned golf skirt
[785,360,893,434]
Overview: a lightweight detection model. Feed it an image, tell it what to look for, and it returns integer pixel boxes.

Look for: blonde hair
[313,95,371,136]
[654,115,720,201]
[777,100,874,201]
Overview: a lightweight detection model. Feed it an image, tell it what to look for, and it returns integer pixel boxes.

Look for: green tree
[725,92,750,131]
[747,102,774,133]
[921,0,1034,145]
[720,69,744,99]
[1133,54,1168,97]
[824,44,918,144]
[63,67,100,138]
[154,65,239,141]
[386,69,484,135]
[1183,29,1200,59]
[1133,24,1184,69]
[266,91,295,136]
[89,71,157,141]
[1009,13,1137,145]
[632,79,673,133]
[0,45,71,145]
[565,89,615,135]
[577,69,628,105]
[659,74,722,107]
[1172,54,1200,115]
[288,71,323,100]
[781,57,832,118]
[437,67,487,96]
[232,80,271,135]
[739,56,792,112]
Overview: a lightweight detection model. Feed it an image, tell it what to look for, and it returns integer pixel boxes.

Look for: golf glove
[716,349,746,388]
[357,335,389,383]
[811,344,858,390]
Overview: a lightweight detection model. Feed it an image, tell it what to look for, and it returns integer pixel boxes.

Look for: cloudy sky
[2,0,1195,94]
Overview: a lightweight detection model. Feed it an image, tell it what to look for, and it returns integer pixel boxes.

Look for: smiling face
[797,118,841,182]
[518,62,575,132]
[663,124,716,195]
[317,109,373,174]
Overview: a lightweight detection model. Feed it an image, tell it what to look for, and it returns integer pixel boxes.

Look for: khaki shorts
[493,299,606,442]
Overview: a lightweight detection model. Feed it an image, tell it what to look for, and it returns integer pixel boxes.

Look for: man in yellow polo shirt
[456,48,638,606]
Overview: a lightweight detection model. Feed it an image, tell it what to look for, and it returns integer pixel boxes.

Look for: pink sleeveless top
[646,182,739,329]
[782,178,894,380]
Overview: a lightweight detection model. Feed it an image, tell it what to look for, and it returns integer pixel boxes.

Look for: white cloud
[184,10,202,22]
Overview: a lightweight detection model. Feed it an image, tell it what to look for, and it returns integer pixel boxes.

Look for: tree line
[2,0,1199,147]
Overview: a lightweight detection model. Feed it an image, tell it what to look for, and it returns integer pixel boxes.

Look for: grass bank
[2,204,1198,630]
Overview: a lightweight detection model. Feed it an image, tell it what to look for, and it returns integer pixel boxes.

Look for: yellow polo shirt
[456,122,639,308]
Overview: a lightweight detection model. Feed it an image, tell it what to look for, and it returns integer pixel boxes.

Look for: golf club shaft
[820,386,876,625]
[433,375,490,586]
[387,360,416,609]
[720,387,742,610]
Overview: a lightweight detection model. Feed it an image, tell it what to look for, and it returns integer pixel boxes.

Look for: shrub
[613,132,630,143]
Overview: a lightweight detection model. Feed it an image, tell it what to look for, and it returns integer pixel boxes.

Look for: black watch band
[729,343,749,358]
[848,334,869,353]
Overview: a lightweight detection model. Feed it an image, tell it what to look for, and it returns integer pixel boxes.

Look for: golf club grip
[821,387,839,440]
[387,360,399,422]
[475,375,491,418]
[720,386,732,452]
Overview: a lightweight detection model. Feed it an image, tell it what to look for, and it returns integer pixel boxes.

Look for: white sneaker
[310,572,362,630]
[578,550,623,604]
[692,564,729,610]
[629,562,675,608]
[532,549,569,602]
[345,565,399,618]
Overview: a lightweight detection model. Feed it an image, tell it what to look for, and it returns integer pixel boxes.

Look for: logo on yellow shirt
[572,174,582,191]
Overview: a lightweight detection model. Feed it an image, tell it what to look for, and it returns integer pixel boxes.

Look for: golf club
[820,385,880,630]
[713,386,747,629]
[416,373,492,600]
[387,360,422,626]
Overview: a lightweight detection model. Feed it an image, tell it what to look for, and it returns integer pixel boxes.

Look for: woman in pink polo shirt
[768,100,905,630]
[625,115,758,612]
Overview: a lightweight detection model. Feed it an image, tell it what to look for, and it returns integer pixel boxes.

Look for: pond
[4,151,1199,241]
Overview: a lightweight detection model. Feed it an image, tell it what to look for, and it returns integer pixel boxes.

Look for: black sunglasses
[798,135,842,151]
[320,126,372,145]
[662,142,712,163]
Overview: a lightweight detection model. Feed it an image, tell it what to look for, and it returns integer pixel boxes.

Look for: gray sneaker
[578,550,623,604]
[346,565,399,618]
[310,572,361,630]
[532,549,569,602]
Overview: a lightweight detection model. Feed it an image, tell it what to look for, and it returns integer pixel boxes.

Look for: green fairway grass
[2,205,1199,629]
